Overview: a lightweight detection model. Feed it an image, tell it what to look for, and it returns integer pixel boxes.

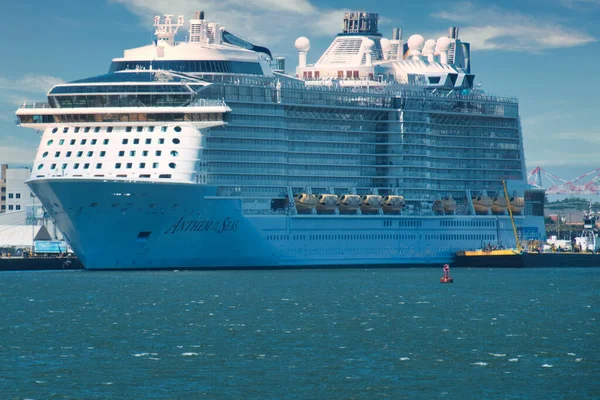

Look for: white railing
[20,101,51,109]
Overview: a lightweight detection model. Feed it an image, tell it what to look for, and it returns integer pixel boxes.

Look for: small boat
[442,195,457,213]
[491,196,507,214]
[509,196,524,214]
[433,199,444,213]
[440,264,454,283]
[316,194,338,214]
[382,195,405,214]
[337,194,361,214]
[294,193,317,214]
[472,194,492,215]
[360,195,383,214]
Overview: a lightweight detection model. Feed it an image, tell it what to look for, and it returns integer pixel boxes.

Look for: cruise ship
[16,11,546,269]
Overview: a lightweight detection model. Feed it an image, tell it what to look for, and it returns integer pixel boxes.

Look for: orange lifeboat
[360,195,383,214]
[293,193,317,214]
[337,194,361,214]
[315,194,338,214]
[433,200,444,213]
[472,194,492,215]
[442,195,457,214]
[509,197,524,214]
[491,196,507,214]
[382,195,405,214]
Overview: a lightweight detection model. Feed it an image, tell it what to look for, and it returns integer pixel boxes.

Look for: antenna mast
[153,14,184,46]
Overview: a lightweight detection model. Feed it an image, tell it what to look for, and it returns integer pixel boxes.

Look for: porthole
[42,152,48,158]
[47,139,54,145]
[170,150,178,157]
[168,162,176,169]
[172,138,180,144]
[52,127,58,133]
[174,126,182,132]
[37,164,43,170]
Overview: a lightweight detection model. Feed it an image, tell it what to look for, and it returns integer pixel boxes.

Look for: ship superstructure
[16,11,546,269]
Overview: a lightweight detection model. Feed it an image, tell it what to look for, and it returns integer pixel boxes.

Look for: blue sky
[1,0,599,184]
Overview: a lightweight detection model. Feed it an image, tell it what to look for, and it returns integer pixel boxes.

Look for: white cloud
[110,0,348,53]
[561,0,600,9]
[432,2,595,51]
[0,74,65,94]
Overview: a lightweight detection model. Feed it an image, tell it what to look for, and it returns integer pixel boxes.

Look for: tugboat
[440,264,453,283]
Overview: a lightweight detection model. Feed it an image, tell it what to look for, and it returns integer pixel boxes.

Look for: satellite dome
[423,39,436,55]
[295,37,311,52]
[364,39,375,50]
[407,34,425,51]
[435,36,451,52]
[380,38,391,52]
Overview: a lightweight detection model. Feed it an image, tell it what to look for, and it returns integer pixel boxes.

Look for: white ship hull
[28,179,544,270]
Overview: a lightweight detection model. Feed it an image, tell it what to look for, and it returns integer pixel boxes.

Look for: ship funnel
[200,11,205,20]
[449,26,459,39]
[392,28,399,40]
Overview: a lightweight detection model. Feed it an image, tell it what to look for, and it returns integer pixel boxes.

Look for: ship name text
[165,217,239,234]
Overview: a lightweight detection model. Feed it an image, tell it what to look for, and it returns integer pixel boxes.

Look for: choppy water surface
[0,268,598,399]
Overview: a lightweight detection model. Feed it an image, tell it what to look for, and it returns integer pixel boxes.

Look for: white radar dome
[435,36,451,52]
[423,39,436,54]
[407,34,425,51]
[295,37,311,52]
[380,38,391,52]
[364,38,375,50]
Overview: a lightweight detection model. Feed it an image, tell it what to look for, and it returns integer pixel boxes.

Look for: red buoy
[440,264,453,283]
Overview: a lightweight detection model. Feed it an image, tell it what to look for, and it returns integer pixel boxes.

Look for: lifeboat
[472,194,492,215]
[509,197,525,214]
[360,195,383,214]
[315,194,338,214]
[433,200,444,213]
[337,194,361,214]
[491,196,507,214]
[293,193,317,214]
[382,195,405,214]
[442,195,457,214]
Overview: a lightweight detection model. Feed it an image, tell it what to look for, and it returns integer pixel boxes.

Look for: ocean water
[0,268,598,399]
